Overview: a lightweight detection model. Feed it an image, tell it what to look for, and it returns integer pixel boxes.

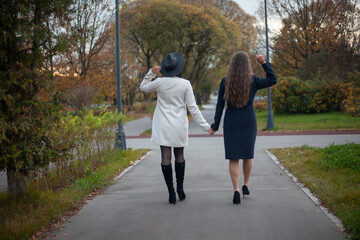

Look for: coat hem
[150,139,188,148]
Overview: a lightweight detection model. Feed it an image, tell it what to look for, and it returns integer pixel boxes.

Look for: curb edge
[113,151,152,182]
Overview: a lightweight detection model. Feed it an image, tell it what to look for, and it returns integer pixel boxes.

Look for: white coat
[140,69,210,147]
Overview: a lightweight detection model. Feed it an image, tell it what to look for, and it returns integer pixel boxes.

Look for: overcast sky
[233,0,260,16]
[233,0,283,34]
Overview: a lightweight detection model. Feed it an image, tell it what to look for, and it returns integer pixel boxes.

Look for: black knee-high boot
[161,164,176,204]
[175,161,186,201]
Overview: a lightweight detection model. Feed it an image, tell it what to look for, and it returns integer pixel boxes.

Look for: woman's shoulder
[220,77,226,85]
[252,74,260,82]
[170,77,191,88]
[177,77,191,85]
[180,77,190,82]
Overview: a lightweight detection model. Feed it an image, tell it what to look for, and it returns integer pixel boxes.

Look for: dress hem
[225,155,254,160]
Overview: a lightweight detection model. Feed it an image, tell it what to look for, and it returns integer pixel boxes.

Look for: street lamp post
[115,0,126,150]
[264,0,274,129]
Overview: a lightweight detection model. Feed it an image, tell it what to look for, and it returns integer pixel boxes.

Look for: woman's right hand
[152,65,161,74]
[208,128,216,135]
[256,54,266,64]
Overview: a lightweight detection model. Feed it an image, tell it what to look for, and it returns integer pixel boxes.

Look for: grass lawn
[0,148,148,240]
[256,111,360,131]
[139,112,359,135]
[270,143,360,240]
[140,128,152,136]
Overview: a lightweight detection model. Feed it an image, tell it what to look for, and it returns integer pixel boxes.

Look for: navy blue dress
[211,63,277,160]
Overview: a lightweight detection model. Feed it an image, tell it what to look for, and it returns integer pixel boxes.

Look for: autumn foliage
[262,0,360,115]
[272,77,355,114]
[119,0,256,104]
[269,0,359,79]
[0,0,75,197]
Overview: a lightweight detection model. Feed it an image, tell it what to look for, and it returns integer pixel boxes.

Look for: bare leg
[229,159,240,192]
[243,159,253,186]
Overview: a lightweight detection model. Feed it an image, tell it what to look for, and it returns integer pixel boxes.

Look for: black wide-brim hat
[160,52,185,77]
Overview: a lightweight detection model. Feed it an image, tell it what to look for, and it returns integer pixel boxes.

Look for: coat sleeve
[185,82,210,132]
[140,69,159,93]
[210,77,226,131]
[254,63,277,90]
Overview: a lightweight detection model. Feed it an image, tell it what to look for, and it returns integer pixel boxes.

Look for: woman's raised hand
[152,65,161,74]
[256,54,266,64]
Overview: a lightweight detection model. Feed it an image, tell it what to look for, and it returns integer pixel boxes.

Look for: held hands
[152,65,161,74]
[256,54,266,65]
[208,128,216,135]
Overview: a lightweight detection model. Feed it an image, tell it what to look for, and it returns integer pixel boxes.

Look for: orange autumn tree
[76,0,257,107]
[268,0,360,78]
[87,22,145,107]
[180,0,257,52]
[119,0,252,104]
[53,0,114,109]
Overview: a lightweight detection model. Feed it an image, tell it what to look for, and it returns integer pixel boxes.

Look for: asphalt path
[46,135,360,240]
[46,99,360,240]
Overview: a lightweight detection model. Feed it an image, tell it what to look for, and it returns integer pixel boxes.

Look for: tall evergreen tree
[0,0,74,197]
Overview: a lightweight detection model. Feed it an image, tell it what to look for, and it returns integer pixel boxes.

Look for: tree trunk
[195,92,202,106]
[7,168,27,198]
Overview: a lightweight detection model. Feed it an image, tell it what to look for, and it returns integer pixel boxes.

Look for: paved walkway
[124,116,152,137]
[46,101,360,240]
[47,134,359,240]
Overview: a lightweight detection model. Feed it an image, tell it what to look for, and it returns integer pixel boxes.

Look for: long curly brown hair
[224,51,253,108]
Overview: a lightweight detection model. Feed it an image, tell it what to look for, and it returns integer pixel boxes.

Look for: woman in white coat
[140,52,211,204]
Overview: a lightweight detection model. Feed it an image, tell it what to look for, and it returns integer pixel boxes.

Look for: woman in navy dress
[209,52,277,204]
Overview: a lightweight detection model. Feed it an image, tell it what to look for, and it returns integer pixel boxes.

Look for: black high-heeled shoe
[242,185,250,198]
[169,190,176,205]
[177,188,186,201]
[233,191,241,205]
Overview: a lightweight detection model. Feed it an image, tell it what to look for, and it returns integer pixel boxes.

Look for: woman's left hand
[152,66,161,74]
[208,128,216,135]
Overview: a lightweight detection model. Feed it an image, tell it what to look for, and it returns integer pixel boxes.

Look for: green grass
[139,112,359,134]
[256,111,360,131]
[0,148,148,240]
[140,128,152,136]
[270,143,360,239]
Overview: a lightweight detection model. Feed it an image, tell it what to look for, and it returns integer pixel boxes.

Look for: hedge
[272,77,354,114]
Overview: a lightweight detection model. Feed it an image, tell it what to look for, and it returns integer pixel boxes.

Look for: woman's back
[140,69,209,147]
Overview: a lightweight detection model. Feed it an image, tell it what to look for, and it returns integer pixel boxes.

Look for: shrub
[272,77,312,113]
[343,86,360,117]
[272,77,353,114]
[67,86,96,110]
[253,100,267,112]
[345,71,360,88]
[34,108,125,191]
[319,81,352,112]
[134,101,156,115]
